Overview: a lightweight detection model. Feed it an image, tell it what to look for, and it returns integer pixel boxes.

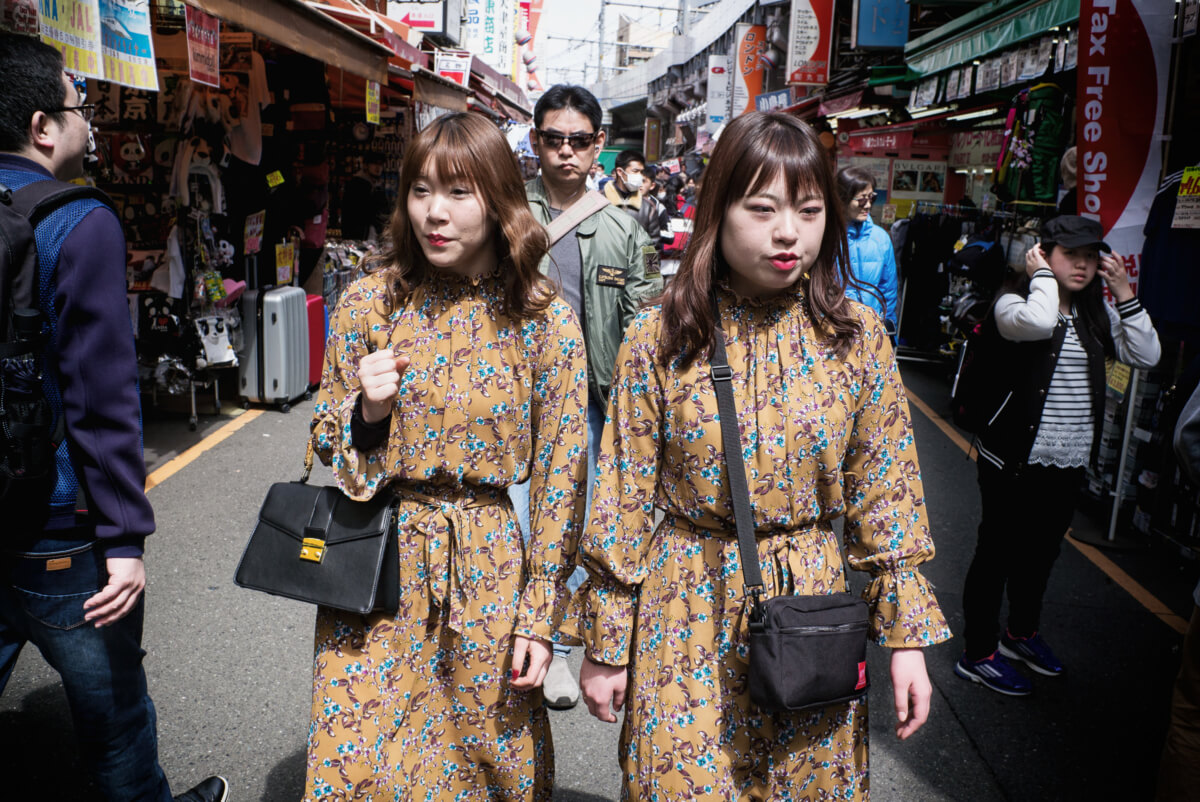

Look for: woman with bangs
[569,111,951,798]
[304,112,588,800]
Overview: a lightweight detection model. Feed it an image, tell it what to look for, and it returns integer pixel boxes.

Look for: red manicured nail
[512,669,520,680]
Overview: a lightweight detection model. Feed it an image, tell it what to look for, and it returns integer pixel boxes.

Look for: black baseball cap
[1039,215,1112,252]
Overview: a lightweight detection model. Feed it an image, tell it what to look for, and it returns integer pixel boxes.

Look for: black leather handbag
[710,307,870,712]
[234,442,400,614]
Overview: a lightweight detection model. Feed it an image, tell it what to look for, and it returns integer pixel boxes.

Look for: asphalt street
[2,362,1194,801]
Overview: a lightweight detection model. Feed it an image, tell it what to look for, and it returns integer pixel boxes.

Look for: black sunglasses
[52,104,96,123]
[535,129,598,150]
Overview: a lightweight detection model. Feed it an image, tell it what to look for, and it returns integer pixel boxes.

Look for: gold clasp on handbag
[300,537,326,563]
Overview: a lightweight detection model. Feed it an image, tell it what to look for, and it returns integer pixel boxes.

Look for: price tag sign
[1106,360,1131,398]
[1172,167,1200,229]
[276,241,295,285]
[244,210,265,254]
[366,81,380,125]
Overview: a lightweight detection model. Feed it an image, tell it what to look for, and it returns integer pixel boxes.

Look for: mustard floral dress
[304,271,588,801]
[565,285,952,800]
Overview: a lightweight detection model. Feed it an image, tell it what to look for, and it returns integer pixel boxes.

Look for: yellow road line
[1066,533,1189,635]
[906,385,1191,635]
[144,409,264,493]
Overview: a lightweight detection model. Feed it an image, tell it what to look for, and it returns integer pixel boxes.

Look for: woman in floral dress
[570,111,952,799]
[304,112,588,800]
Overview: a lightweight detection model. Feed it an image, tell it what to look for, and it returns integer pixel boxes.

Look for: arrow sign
[400,12,437,28]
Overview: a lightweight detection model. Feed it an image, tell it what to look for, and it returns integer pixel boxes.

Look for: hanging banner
[731,23,767,118]
[365,80,381,124]
[463,0,516,79]
[1077,0,1173,292]
[184,4,219,88]
[39,0,103,78]
[706,55,730,133]
[98,0,157,91]
[851,0,909,49]
[787,0,834,86]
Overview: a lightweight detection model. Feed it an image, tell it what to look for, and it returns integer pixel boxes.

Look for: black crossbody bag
[709,307,871,711]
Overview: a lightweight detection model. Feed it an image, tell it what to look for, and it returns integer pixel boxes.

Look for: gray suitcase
[239,285,310,411]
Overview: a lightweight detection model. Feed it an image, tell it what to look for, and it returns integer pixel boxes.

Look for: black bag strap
[708,295,852,621]
[9,180,114,229]
[708,296,765,618]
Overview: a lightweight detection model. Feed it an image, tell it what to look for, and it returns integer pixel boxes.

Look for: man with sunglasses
[0,34,226,802]
[518,85,661,711]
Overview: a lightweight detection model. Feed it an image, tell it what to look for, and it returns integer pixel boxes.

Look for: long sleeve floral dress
[304,271,588,801]
[564,285,952,800]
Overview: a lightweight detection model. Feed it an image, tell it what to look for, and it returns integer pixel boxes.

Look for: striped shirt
[1028,314,1093,468]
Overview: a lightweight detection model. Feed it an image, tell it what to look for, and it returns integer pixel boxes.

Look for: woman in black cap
[955,215,1161,696]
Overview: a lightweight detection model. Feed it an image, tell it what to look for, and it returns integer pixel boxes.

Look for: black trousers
[961,459,1084,660]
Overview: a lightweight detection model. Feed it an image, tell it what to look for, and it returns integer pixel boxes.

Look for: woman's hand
[1099,250,1135,303]
[358,349,410,423]
[510,635,553,691]
[1025,241,1051,279]
[891,647,932,740]
[580,656,628,723]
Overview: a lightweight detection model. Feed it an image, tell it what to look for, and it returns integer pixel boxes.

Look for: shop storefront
[2,1,398,425]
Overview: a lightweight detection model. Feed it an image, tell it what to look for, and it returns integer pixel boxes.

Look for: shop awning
[186,0,392,82]
[413,67,471,112]
[468,57,532,120]
[904,0,1079,77]
[307,0,429,70]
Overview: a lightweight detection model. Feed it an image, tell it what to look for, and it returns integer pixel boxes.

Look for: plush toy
[194,315,237,368]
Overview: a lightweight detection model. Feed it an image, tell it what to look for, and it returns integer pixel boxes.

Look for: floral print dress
[564,285,951,800]
[305,271,588,801]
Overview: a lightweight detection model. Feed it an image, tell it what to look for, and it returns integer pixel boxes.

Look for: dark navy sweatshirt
[0,154,153,557]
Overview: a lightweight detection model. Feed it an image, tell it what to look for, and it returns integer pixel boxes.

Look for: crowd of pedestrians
[1,37,1195,799]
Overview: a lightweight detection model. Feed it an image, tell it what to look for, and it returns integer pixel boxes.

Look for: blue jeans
[0,534,171,802]
[509,398,606,658]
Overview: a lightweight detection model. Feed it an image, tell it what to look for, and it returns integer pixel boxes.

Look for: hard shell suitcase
[306,294,325,388]
[239,285,309,411]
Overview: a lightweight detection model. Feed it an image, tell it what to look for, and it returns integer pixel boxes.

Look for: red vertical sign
[1076,0,1172,288]
[787,0,835,86]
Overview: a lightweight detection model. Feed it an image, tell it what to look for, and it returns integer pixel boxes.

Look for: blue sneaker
[999,630,1065,677]
[954,651,1033,697]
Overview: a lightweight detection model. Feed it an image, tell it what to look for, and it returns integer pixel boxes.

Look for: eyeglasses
[535,129,598,150]
[853,192,878,206]
[52,104,96,123]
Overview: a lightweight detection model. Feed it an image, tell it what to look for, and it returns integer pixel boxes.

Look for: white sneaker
[542,655,580,709]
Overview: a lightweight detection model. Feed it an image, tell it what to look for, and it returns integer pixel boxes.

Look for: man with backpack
[0,34,226,802]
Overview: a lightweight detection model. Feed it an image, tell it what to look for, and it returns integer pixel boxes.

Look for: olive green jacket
[526,176,662,406]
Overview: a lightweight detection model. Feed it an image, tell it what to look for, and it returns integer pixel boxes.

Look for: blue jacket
[0,154,153,557]
[845,217,898,327]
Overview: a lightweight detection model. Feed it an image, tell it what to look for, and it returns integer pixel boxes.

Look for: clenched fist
[358,349,410,423]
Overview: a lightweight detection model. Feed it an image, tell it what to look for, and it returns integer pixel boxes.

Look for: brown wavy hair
[658,111,859,366]
[371,112,552,319]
